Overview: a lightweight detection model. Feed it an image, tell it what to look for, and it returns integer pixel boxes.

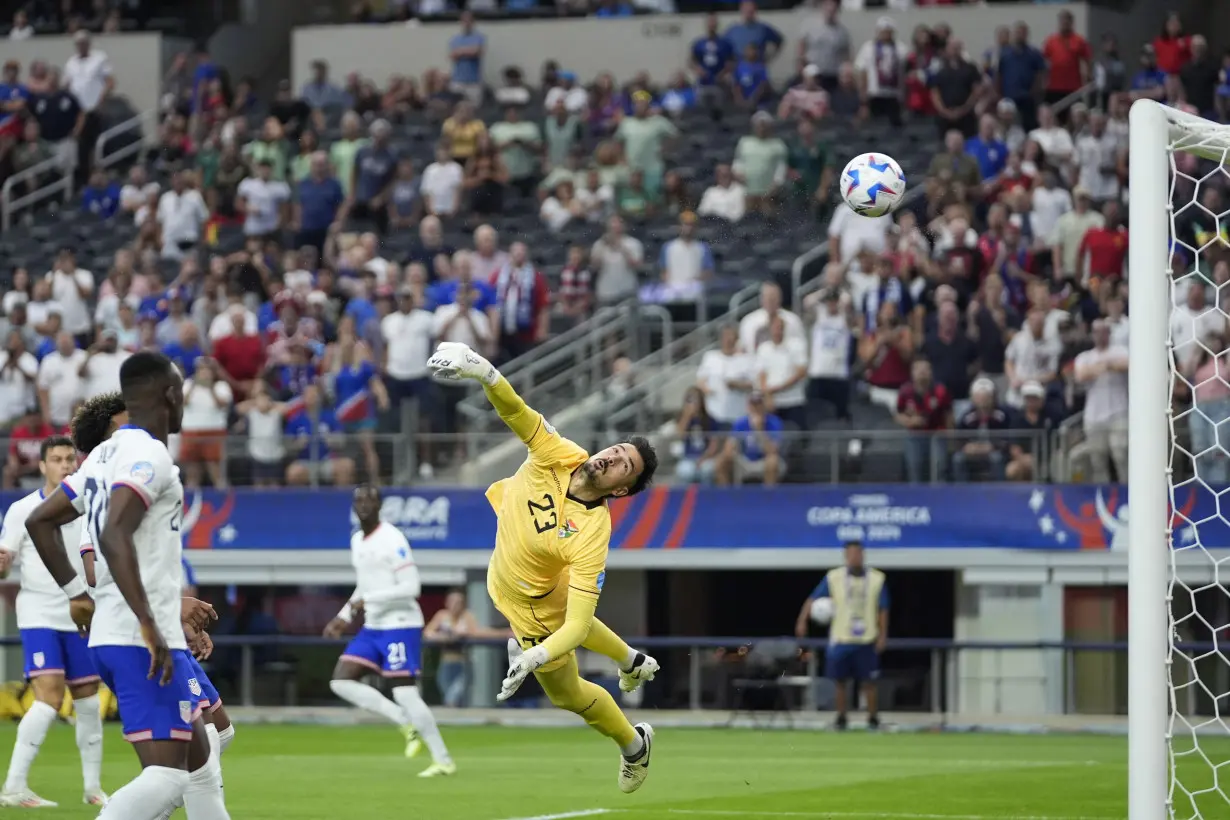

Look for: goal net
[1129,100,1230,820]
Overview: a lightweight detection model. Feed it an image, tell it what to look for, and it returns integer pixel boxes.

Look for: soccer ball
[840,152,907,217]
[809,597,834,625]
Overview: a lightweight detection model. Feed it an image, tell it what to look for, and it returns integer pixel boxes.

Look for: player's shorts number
[526,494,557,535]
[387,642,407,669]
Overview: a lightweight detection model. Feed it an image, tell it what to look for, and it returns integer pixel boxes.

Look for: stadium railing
[0,155,75,232]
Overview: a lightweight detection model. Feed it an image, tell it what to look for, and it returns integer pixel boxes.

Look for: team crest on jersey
[129,461,155,485]
[188,678,202,697]
[557,518,579,539]
[179,701,193,724]
[32,652,44,668]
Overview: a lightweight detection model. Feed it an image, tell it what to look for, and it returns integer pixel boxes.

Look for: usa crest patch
[179,701,193,724]
[32,652,44,668]
[188,678,202,697]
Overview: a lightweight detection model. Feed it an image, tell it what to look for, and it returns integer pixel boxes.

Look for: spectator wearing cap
[1130,45,1166,102]
[853,16,908,126]
[799,0,848,92]
[237,158,292,242]
[734,112,786,215]
[964,114,1008,182]
[157,170,209,262]
[895,357,952,483]
[698,164,747,224]
[36,332,85,431]
[778,65,828,122]
[726,0,783,64]
[545,73,588,115]
[755,314,809,430]
[732,44,771,112]
[1007,379,1053,481]
[1051,186,1103,281]
[930,38,984,138]
[952,377,1011,482]
[616,92,677,195]
[449,12,486,105]
[294,151,346,254]
[1077,200,1128,286]
[350,119,399,234]
[491,241,549,362]
[1042,11,1091,110]
[690,13,736,106]
[45,247,94,348]
[717,391,785,486]
[1073,319,1129,483]
[927,129,982,190]
[2,407,51,487]
[658,211,714,296]
[63,32,113,182]
[1004,308,1060,408]
[922,300,979,415]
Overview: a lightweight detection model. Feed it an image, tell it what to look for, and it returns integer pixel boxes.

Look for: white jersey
[0,489,86,631]
[347,523,423,630]
[66,445,112,591]
[82,427,187,651]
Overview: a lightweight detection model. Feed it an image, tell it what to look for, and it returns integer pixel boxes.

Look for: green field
[3,722,1227,819]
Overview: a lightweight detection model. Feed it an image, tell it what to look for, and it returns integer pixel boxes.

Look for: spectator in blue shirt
[449,12,486,103]
[81,169,121,219]
[0,60,29,136]
[301,60,351,112]
[674,387,720,485]
[294,152,345,258]
[690,13,735,97]
[995,23,1046,130]
[1131,44,1167,101]
[284,383,356,487]
[717,392,785,486]
[350,119,398,235]
[190,47,220,114]
[724,0,783,63]
[161,321,205,378]
[733,44,771,110]
[964,114,1008,180]
[593,0,633,18]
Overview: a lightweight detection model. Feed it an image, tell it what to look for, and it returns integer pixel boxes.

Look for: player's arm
[0,503,22,578]
[79,526,97,587]
[360,537,421,605]
[25,484,88,596]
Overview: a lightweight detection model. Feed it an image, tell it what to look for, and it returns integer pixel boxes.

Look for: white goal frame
[1128,100,1230,820]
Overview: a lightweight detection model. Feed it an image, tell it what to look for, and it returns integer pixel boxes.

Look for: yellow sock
[582,618,635,669]
[535,655,637,748]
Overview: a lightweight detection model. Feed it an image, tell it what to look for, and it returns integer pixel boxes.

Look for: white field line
[662,811,1122,820]
[452,756,1102,768]
[495,811,613,820]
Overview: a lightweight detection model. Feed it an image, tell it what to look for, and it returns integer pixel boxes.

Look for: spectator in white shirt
[1028,105,1075,166]
[804,287,854,422]
[1030,168,1072,244]
[156,170,209,261]
[119,165,160,216]
[45,246,94,345]
[1073,319,1129,483]
[25,279,62,338]
[827,202,890,265]
[77,329,129,398]
[1172,282,1229,371]
[697,164,747,223]
[544,72,588,114]
[381,288,437,476]
[739,281,807,355]
[420,144,465,218]
[9,10,33,40]
[658,211,714,293]
[1073,110,1122,202]
[756,315,809,429]
[590,215,644,304]
[237,158,292,238]
[432,282,491,434]
[180,358,233,490]
[1003,308,1060,407]
[696,324,756,427]
[0,332,38,428]
[63,32,114,183]
[36,332,86,429]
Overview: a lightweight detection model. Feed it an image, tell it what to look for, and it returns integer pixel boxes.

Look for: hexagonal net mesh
[1164,109,1230,820]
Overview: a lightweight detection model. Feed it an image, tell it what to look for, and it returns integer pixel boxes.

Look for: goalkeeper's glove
[426,342,499,386]
[497,638,548,702]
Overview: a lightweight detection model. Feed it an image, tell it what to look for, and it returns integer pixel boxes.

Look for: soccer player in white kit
[324,484,456,777]
[0,435,107,808]
[80,352,230,820]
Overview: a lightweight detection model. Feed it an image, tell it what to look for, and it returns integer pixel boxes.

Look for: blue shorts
[22,628,99,684]
[186,655,222,713]
[341,626,422,678]
[826,643,880,682]
[92,646,200,742]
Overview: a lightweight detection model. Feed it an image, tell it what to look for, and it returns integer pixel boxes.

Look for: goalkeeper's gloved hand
[426,342,499,386]
[497,638,548,702]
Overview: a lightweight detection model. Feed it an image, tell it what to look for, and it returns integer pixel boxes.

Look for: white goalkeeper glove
[497,638,548,702]
[426,342,499,386]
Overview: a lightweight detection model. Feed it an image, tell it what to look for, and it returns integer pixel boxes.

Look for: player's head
[70,391,128,454]
[352,484,382,525]
[844,540,865,571]
[38,435,76,486]
[577,435,658,500]
[118,351,184,435]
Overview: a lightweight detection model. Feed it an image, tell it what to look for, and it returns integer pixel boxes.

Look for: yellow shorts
[487,572,573,672]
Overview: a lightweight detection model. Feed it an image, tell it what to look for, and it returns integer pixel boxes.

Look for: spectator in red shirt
[1077,200,1128,286]
[895,357,953,483]
[905,25,939,117]
[3,407,55,489]
[1152,13,1192,76]
[1042,10,1091,105]
[213,309,267,400]
[557,245,594,322]
[491,241,550,362]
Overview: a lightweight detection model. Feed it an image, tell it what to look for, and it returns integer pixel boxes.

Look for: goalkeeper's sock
[583,618,637,670]
[536,659,638,751]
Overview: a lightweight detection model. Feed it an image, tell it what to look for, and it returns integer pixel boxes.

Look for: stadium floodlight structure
[1129,99,1230,820]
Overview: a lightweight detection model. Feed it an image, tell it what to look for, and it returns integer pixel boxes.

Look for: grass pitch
[2,722,1226,819]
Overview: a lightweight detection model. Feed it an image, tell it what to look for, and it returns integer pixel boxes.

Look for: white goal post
[1129,100,1230,820]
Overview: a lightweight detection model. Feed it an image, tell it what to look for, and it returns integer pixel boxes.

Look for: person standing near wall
[62,32,113,186]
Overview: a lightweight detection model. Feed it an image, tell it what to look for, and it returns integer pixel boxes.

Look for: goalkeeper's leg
[582,619,659,693]
[534,654,653,793]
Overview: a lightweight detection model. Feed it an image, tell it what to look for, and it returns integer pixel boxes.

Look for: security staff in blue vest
[795,541,889,730]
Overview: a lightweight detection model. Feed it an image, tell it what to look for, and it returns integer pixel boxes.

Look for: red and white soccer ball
[840,152,907,218]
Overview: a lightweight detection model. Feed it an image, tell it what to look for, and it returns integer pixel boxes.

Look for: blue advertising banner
[0,484,1220,551]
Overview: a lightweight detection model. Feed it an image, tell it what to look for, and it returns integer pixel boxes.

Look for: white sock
[183,759,230,820]
[621,648,641,672]
[392,685,452,764]
[73,694,104,793]
[97,766,187,820]
[216,724,235,754]
[330,679,406,727]
[204,724,224,785]
[620,727,646,759]
[4,700,58,792]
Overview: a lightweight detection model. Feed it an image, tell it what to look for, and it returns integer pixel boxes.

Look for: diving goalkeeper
[427,342,660,793]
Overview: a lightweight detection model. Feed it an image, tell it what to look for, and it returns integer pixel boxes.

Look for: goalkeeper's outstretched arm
[426,342,543,442]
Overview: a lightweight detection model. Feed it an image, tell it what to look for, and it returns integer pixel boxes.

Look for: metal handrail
[0,155,73,232]
[94,110,154,170]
